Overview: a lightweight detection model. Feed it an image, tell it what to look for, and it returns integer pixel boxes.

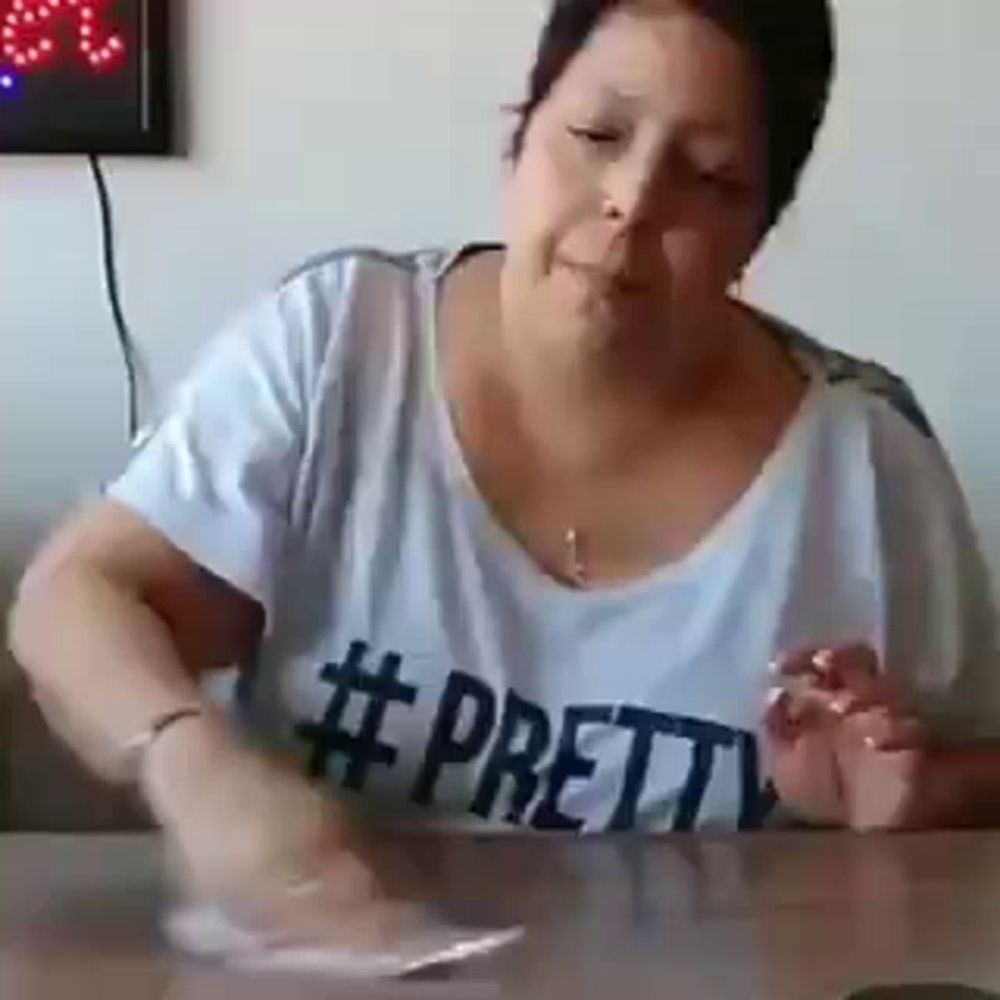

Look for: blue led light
[0,73,15,94]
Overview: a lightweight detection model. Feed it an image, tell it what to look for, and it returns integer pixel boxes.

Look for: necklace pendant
[565,528,588,588]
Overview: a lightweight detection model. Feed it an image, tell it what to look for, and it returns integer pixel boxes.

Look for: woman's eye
[694,167,747,196]
[697,170,729,187]
[568,125,622,146]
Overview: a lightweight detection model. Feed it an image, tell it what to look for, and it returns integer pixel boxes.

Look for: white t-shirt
[108,246,1000,833]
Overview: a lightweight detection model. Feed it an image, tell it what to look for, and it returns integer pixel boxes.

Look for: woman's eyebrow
[591,83,646,107]
[583,84,743,138]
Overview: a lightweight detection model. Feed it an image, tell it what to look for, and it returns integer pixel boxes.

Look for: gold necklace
[564,528,588,588]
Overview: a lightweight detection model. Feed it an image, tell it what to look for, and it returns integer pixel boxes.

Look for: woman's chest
[254,502,876,833]
[255,387,883,830]
[256,601,778,833]
[453,389,809,590]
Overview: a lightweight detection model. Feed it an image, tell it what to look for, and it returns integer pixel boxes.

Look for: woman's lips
[556,257,651,295]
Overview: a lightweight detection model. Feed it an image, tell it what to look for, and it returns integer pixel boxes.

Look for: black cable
[87,153,144,443]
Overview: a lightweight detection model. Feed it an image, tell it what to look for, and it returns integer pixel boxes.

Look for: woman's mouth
[556,257,651,296]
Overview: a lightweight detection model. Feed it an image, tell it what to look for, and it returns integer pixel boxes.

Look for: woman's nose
[601,160,677,231]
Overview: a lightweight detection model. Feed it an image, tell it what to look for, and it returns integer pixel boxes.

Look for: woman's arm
[765,380,1000,831]
[915,743,1000,829]
[9,497,379,930]
[765,645,1000,831]
[7,263,393,938]
[8,497,263,782]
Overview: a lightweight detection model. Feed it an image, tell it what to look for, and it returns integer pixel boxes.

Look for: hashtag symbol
[295,641,418,792]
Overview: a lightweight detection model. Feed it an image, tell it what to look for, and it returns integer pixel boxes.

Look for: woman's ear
[497,147,519,222]
[499,125,520,181]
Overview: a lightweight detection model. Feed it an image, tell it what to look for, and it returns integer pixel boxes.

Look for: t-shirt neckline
[421,244,826,604]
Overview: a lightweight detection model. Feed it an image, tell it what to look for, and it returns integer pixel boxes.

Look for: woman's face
[502,1,768,350]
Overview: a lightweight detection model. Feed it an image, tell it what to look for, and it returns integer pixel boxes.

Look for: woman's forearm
[8,562,207,781]
[924,743,1000,829]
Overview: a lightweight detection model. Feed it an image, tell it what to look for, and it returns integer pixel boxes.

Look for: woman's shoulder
[275,242,499,302]
[237,245,454,395]
[760,312,936,444]
[278,245,452,290]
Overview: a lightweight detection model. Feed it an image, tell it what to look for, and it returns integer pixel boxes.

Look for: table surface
[3,832,1000,1000]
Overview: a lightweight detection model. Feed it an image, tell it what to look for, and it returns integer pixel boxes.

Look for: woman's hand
[141,713,398,947]
[761,644,939,831]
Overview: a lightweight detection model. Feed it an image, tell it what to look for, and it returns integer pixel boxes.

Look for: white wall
[2,0,999,602]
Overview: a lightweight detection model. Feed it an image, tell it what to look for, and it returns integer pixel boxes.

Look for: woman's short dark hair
[510,0,836,234]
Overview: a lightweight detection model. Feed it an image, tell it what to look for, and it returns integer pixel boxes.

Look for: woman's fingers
[763,684,830,742]
[228,849,392,949]
[813,643,879,677]
[821,687,884,719]
[771,647,827,681]
[773,643,896,706]
[817,644,897,703]
[841,707,926,753]
[771,645,854,693]
[764,644,890,739]
[762,687,797,744]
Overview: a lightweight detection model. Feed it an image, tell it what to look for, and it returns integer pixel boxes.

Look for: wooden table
[3,833,1000,999]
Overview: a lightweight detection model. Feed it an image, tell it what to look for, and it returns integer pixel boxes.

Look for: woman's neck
[443,249,743,474]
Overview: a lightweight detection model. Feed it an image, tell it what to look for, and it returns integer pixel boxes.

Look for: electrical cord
[87,153,147,444]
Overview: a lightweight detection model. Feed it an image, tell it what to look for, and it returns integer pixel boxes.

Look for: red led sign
[0,0,171,155]
[1,0,126,75]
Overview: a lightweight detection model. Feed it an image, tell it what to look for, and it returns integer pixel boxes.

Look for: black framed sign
[0,0,172,155]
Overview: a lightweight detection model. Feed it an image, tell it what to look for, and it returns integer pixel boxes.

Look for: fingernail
[864,735,879,750]
[768,658,782,676]
[766,686,787,708]
[830,696,851,716]
[813,649,834,672]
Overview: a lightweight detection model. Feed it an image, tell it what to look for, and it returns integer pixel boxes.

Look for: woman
[9,0,1000,940]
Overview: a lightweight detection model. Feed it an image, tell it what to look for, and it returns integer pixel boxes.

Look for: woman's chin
[558,293,662,348]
